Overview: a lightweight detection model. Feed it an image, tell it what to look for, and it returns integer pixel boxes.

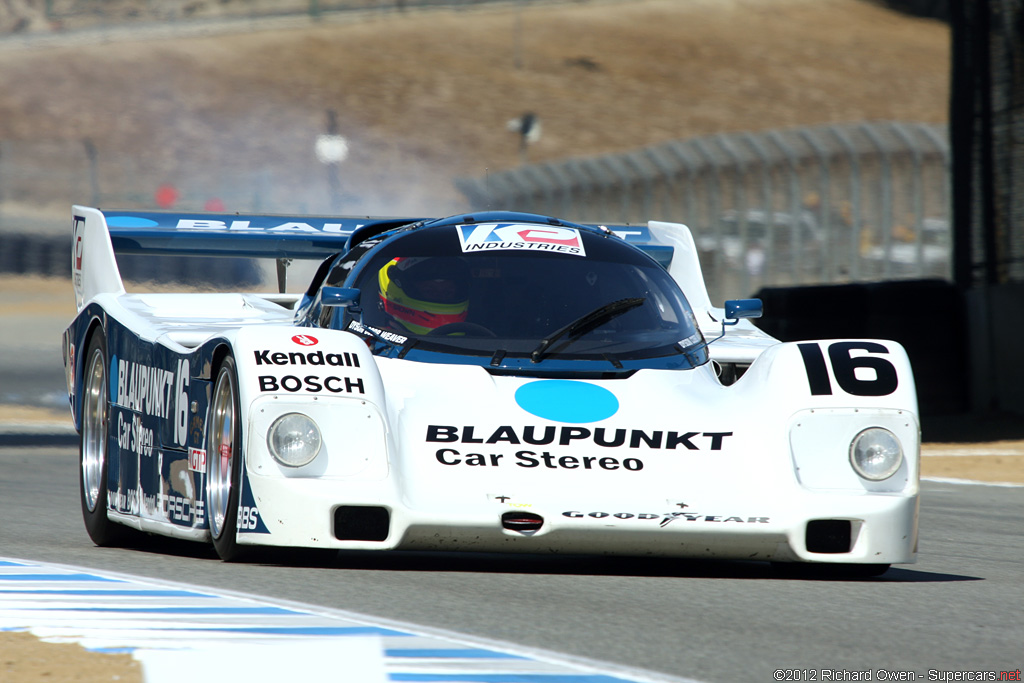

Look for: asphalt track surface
[1,447,1022,683]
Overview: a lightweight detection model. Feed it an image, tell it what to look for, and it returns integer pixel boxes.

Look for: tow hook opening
[501,511,544,532]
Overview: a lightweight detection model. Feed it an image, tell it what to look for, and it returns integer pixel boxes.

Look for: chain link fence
[457,121,951,302]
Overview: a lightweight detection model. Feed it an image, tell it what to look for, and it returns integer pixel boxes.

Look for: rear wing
[71,206,711,315]
[71,206,412,310]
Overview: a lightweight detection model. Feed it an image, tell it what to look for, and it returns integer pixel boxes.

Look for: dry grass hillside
[0,0,949,216]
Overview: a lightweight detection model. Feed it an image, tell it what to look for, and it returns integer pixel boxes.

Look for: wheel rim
[207,368,236,539]
[81,346,106,513]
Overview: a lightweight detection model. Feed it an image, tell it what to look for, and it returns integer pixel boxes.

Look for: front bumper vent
[806,519,853,554]
[501,511,544,532]
[334,506,390,542]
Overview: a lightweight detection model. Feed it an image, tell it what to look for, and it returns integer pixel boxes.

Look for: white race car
[63,206,919,575]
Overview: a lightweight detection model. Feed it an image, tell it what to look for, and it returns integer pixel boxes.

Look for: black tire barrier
[0,234,66,277]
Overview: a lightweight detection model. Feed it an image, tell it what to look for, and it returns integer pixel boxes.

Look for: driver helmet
[378,256,470,334]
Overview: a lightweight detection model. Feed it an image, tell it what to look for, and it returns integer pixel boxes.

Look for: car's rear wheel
[206,355,249,562]
[80,328,135,546]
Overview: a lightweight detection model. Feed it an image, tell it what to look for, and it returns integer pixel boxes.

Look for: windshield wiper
[531,297,646,363]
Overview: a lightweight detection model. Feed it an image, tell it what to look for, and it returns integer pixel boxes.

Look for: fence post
[520,165,554,214]
[664,141,701,232]
[503,168,533,212]
[767,130,806,284]
[798,128,837,280]
[832,126,863,280]
[861,123,895,279]
[622,152,654,221]
[743,132,777,287]
[540,163,572,218]
[597,157,630,223]
[642,147,678,222]
[715,133,751,295]
[565,159,594,219]
[83,138,101,206]
[581,158,613,222]
[891,122,926,277]
[690,137,725,293]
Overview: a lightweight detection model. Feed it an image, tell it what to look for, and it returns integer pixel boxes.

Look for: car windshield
[335,223,707,368]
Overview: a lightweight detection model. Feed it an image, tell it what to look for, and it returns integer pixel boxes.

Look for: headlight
[849,427,903,481]
[267,413,322,468]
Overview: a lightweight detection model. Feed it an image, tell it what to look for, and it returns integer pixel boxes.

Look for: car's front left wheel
[206,355,249,562]
[79,327,136,546]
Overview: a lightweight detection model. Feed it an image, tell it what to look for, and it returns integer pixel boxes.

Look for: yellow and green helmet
[378,257,470,334]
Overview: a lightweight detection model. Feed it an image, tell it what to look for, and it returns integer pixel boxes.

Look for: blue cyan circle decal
[515,380,619,423]
[106,216,160,228]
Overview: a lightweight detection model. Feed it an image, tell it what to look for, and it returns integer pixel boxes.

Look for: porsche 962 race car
[63,207,920,574]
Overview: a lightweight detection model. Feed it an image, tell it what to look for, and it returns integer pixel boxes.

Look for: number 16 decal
[797,341,899,397]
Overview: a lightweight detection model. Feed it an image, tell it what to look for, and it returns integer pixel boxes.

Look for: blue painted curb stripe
[0,573,120,582]
[386,650,527,660]
[0,589,214,597]
[187,626,413,636]
[45,606,298,615]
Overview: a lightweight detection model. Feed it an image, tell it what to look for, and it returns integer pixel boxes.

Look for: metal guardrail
[456,121,951,302]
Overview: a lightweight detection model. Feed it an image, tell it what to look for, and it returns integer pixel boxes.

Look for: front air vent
[806,519,852,554]
[334,506,390,542]
[501,511,545,532]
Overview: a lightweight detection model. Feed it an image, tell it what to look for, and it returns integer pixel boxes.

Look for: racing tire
[206,355,250,562]
[79,328,137,547]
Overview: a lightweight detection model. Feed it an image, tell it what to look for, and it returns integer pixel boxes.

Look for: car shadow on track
[278,550,983,583]
[112,536,981,583]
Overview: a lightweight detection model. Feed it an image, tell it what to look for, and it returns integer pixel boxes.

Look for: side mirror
[321,286,361,308]
[723,298,763,323]
[707,298,763,346]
